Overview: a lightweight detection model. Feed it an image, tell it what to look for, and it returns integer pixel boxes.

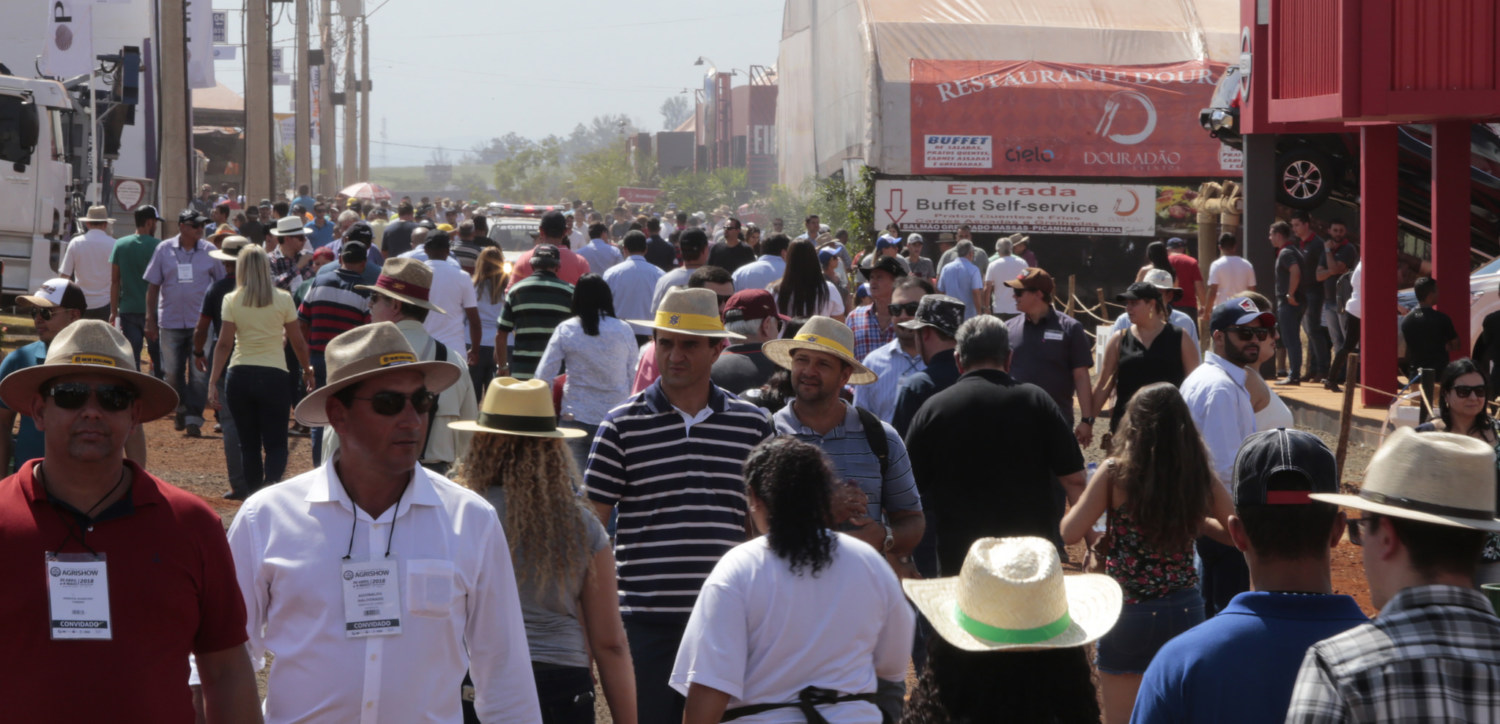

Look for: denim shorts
[1094,587,1204,674]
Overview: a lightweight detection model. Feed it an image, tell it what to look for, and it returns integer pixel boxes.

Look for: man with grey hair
[937,239,985,320]
[983,238,1030,319]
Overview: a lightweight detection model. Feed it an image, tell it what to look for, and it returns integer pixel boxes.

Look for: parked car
[483,202,564,252]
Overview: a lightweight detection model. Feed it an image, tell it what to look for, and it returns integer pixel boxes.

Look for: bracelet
[193,350,205,357]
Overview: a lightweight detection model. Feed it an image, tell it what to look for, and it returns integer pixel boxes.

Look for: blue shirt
[602,255,665,323]
[142,236,227,329]
[731,255,786,293]
[1133,592,1367,724]
[290,195,316,214]
[0,341,47,473]
[773,401,922,525]
[575,239,623,276]
[303,219,335,248]
[937,257,984,319]
[853,339,924,422]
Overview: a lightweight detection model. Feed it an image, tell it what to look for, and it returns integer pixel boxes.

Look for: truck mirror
[19,99,38,152]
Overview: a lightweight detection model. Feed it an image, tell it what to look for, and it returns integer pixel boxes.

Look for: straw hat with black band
[763,315,877,385]
[294,322,461,426]
[80,205,115,225]
[629,287,743,340]
[1310,427,1500,531]
[0,320,179,421]
[450,377,585,438]
[356,257,446,313]
[268,216,310,237]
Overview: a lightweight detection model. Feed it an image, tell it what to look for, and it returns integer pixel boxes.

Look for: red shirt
[0,461,248,723]
[1168,252,1205,309]
[506,244,591,292]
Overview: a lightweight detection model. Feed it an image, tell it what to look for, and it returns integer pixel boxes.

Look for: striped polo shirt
[584,381,774,623]
[497,270,574,379]
[296,268,371,352]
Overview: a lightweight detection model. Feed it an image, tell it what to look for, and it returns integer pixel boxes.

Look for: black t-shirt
[201,274,236,337]
[381,220,418,256]
[1298,236,1325,301]
[710,344,778,395]
[707,241,756,274]
[645,235,677,273]
[1400,306,1458,372]
[904,368,1085,575]
[1321,242,1359,298]
[1276,245,1305,304]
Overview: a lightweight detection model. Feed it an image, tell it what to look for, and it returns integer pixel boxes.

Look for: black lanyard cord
[341,477,411,560]
[41,464,127,556]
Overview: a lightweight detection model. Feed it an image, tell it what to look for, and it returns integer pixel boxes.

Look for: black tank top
[1111,323,1187,433]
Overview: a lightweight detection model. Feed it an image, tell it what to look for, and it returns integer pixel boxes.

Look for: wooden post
[1335,353,1361,484]
[1065,274,1077,316]
[1096,287,1106,319]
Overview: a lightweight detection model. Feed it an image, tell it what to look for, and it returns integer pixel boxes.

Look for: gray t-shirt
[1276,245,1305,304]
[483,485,610,668]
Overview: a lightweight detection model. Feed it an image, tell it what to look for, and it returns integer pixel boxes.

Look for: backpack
[855,406,889,478]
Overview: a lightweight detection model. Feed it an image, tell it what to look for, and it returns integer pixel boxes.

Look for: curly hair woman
[672,437,914,724]
[452,378,635,724]
[1061,382,1232,724]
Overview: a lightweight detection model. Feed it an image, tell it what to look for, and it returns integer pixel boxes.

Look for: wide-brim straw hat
[0,320,178,421]
[81,205,115,224]
[269,215,310,236]
[294,322,462,426]
[628,287,743,339]
[1311,427,1500,531]
[904,537,1122,652]
[449,377,585,438]
[1141,268,1183,300]
[762,315,877,385]
[209,235,252,261]
[355,257,446,313]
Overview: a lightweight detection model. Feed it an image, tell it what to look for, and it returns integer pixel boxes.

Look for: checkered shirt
[1285,584,1500,723]
[846,304,895,362]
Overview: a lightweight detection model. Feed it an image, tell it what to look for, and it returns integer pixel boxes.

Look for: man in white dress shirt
[731,233,789,292]
[228,323,540,724]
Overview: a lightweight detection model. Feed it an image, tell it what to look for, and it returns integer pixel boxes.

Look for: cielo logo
[1094,90,1157,146]
[1005,146,1055,163]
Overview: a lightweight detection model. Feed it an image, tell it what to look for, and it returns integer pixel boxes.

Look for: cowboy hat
[1141,268,1182,300]
[268,215,310,236]
[0,320,179,421]
[449,377,585,438]
[628,287,743,340]
[763,315,878,385]
[904,537,1122,652]
[80,205,115,224]
[209,235,251,261]
[356,257,446,313]
[294,322,462,426]
[1005,233,1031,247]
[1310,427,1500,531]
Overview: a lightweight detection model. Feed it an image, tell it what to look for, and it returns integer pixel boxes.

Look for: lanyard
[41,464,128,555]
[342,478,410,560]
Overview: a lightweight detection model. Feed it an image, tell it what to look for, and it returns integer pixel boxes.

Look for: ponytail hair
[743,437,836,576]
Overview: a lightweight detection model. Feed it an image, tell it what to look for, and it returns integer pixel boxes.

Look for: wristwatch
[1080,416,1094,426]
[193,350,205,357]
[882,524,895,553]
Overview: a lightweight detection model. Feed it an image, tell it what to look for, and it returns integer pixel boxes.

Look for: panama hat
[1310,427,1500,531]
[294,322,462,426]
[1005,232,1031,247]
[268,216,310,236]
[629,287,743,339]
[356,257,446,313]
[763,315,877,385]
[1140,268,1182,300]
[903,537,1122,652]
[209,235,252,261]
[449,377,585,438]
[81,205,115,224]
[0,320,178,421]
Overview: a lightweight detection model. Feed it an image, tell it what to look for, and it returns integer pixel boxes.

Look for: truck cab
[0,74,72,296]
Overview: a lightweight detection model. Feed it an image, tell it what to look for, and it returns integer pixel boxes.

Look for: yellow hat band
[653,310,726,333]
[792,333,853,359]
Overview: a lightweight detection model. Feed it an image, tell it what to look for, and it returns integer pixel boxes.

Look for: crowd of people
[1,188,1498,724]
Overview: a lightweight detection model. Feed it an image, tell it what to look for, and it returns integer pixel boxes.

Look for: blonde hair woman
[470,246,508,397]
[207,242,314,493]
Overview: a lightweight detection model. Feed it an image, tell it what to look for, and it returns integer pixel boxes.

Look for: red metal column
[1361,126,1399,407]
[1431,121,1472,358]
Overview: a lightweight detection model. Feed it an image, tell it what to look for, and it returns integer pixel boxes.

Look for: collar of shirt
[1022,307,1060,328]
[23,459,164,514]
[305,453,442,521]
[645,379,729,417]
[872,338,922,367]
[1203,351,1249,387]
[1222,591,1368,621]
[673,404,715,431]
[959,367,1016,386]
[775,399,860,439]
[1380,583,1496,619]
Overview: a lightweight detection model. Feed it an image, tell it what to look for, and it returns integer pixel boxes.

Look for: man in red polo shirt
[0,320,259,723]
[1166,237,1208,320]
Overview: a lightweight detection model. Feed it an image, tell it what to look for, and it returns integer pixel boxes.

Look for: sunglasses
[1346,517,1375,546]
[1012,288,1031,298]
[717,294,733,307]
[46,382,139,412]
[28,307,59,321]
[1449,384,1487,400]
[352,389,437,416]
[1228,326,1272,342]
[888,302,920,316]
[181,221,203,229]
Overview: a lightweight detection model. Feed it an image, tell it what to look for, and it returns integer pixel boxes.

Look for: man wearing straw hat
[585,286,775,724]
[0,320,262,723]
[228,322,541,724]
[267,215,317,291]
[1285,428,1500,722]
[144,209,226,437]
[62,205,119,321]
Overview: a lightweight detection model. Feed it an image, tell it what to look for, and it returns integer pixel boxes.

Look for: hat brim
[209,249,243,261]
[294,360,462,426]
[903,573,1122,652]
[269,227,309,236]
[0,364,179,422]
[762,339,877,385]
[897,319,958,338]
[356,285,447,314]
[1309,493,1500,532]
[626,320,744,340]
[448,419,587,438]
[17,295,61,309]
[83,217,117,224]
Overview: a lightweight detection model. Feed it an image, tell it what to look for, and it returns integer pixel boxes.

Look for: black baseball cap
[135,205,165,225]
[177,208,209,226]
[865,255,908,281]
[898,295,965,337]
[1232,428,1339,506]
[539,210,569,237]
[345,221,374,245]
[531,243,561,269]
[424,231,451,249]
[1115,282,1163,303]
[339,241,367,264]
[1210,297,1275,334]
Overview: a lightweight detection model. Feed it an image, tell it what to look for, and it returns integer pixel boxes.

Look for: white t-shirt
[422,259,480,353]
[985,255,1030,314]
[61,229,118,309]
[1344,262,1363,318]
[670,534,914,723]
[1208,255,1256,300]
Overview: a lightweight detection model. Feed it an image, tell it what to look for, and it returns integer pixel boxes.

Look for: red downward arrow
[885,189,908,226]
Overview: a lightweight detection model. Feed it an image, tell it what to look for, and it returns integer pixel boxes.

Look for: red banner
[618,187,661,204]
[910,60,1240,178]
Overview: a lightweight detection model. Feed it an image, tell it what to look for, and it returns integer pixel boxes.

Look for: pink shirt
[506,245,590,292]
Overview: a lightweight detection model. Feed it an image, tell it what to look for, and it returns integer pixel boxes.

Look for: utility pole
[158,0,192,232]
[317,0,337,193]
[342,5,357,186]
[244,0,273,203]
[359,15,370,181]
[294,0,312,195]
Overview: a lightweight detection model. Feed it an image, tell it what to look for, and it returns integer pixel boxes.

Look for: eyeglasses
[1228,326,1272,342]
[1012,288,1030,298]
[45,382,139,412]
[1346,517,1374,546]
[27,307,58,321]
[888,302,920,316]
[1450,385,1487,399]
[353,389,437,416]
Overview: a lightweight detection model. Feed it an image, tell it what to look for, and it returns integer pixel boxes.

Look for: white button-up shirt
[228,459,541,724]
[1180,351,1255,486]
[732,255,786,293]
[603,254,665,322]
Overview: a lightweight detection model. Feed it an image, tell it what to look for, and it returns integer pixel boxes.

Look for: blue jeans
[470,345,495,401]
[307,351,327,466]
[1276,302,1305,381]
[623,619,687,724]
[119,313,163,378]
[227,365,293,490]
[560,420,598,476]
[216,366,245,495]
[1323,302,1345,351]
[1302,292,1331,377]
[1094,587,1205,674]
[160,328,208,426]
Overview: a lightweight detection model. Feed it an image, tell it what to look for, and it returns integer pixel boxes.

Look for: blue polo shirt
[0,341,49,473]
[1131,591,1368,724]
[773,400,922,525]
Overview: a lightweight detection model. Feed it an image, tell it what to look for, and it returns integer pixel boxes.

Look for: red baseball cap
[723,289,788,323]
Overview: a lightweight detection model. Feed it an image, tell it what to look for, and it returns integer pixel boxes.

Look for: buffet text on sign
[874,179,1157,237]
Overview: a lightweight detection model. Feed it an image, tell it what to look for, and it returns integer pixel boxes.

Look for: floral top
[1104,506,1199,604]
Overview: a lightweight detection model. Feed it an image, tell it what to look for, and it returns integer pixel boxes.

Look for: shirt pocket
[406,558,456,618]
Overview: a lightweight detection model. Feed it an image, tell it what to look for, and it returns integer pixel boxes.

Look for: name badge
[46,552,111,640]
[1043,330,1065,342]
[341,559,402,638]
[176,263,194,283]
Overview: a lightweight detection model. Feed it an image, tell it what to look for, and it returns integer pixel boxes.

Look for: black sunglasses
[1012,288,1030,298]
[1449,384,1487,400]
[717,294,733,307]
[46,382,139,412]
[888,302,920,316]
[352,389,437,416]
[1228,326,1272,342]
[27,307,58,321]
[1346,517,1374,546]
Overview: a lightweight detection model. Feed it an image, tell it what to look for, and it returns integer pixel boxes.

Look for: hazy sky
[217,0,784,167]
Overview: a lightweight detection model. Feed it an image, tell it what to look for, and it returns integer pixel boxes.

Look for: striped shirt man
[772,401,922,525]
[297,268,371,352]
[497,269,574,380]
[584,382,774,621]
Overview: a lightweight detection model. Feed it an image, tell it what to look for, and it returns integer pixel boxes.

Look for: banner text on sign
[874,179,1157,237]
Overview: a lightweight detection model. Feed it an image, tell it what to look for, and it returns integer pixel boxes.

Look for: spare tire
[1277,146,1336,209]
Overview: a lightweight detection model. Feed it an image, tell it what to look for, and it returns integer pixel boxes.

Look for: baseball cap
[898,294,965,337]
[818,248,838,268]
[531,243,561,269]
[539,210,569,237]
[339,241,368,264]
[177,208,209,226]
[1166,237,1188,249]
[1115,282,1163,303]
[424,231,451,249]
[868,255,908,280]
[723,289,788,323]
[1002,268,1056,297]
[908,233,925,246]
[345,221,374,245]
[19,278,87,311]
[134,205,165,225]
[1210,297,1275,334]
[1233,428,1339,506]
[875,236,899,253]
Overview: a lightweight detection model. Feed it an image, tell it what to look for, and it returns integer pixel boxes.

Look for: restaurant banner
[910,59,1240,178]
[873,179,1158,236]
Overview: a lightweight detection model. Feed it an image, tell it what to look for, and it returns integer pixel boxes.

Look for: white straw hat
[1311,427,1500,531]
[903,537,1122,652]
[629,287,743,339]
[450,377,585,438]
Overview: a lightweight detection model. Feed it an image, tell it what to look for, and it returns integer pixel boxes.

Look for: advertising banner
[42,0,93,79]
[873,179,1157,236]
[910,60,1239,178]
[186,0,216,89]
[618,187,661,204]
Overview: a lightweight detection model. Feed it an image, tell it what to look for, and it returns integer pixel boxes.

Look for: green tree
[660,95,692,130]
[493,137,568,203]
[568,146,634,211]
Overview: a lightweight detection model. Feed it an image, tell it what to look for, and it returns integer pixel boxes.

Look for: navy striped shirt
[297,268,371,352]
[584,382,774,622]
[498,270,574,380]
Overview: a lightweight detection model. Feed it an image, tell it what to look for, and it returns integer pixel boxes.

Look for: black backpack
[855,406,889,478]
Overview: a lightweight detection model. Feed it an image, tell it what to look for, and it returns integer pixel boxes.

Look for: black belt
[722,686,886,724]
